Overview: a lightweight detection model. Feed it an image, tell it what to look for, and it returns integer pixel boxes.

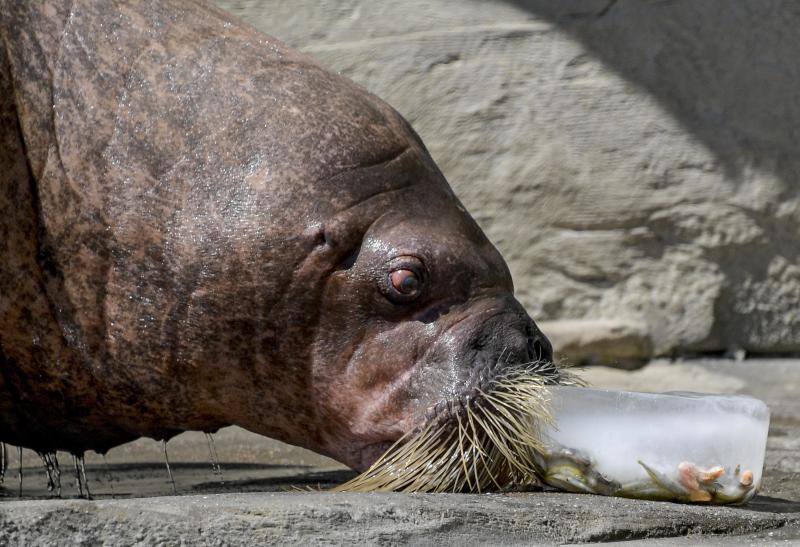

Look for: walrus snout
[416,294,555,397]
[315,292,556,472]
[340,298,560,475]
[465,302,554,377]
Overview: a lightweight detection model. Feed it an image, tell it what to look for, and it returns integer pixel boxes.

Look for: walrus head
[306,148,557,472]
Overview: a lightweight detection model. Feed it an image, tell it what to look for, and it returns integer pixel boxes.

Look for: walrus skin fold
[0,0,558,472]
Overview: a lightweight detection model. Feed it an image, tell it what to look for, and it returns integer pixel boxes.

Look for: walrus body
[0,0,554,471]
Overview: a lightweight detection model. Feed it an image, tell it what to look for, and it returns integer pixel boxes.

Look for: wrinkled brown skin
[0,0,554,471]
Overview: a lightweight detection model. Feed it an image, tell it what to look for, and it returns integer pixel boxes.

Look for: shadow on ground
[189,469,358,494]
[746,495,800,515]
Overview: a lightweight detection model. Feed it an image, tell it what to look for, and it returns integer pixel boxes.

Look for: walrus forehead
[4,0,413,197]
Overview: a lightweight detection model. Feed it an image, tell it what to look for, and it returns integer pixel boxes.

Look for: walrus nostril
[527,335,553,364]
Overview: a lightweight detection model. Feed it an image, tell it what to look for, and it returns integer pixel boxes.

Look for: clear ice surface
[540,386,770,503]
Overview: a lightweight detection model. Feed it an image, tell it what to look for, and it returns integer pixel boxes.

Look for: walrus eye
[382,256,426,303]
[391,269,419,295]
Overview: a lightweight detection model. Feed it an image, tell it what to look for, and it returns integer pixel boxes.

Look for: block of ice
[538,386,770,504]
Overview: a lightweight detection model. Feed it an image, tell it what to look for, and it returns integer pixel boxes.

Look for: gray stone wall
[214,0,800,361]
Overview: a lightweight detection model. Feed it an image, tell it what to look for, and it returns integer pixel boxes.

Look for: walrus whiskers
[333,363,573,493]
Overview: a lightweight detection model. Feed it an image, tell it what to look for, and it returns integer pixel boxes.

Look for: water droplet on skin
[102,454,115,498]
[205,432,224,484]
[163,440,176,494]
[39,452,62,497]
[0,442,7,484]
[17,446,23,497]
[79,455,91,499]
[72,455,83,497]
[71,454,91,499]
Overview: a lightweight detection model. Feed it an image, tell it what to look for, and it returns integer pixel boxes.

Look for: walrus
[0,0,562,481]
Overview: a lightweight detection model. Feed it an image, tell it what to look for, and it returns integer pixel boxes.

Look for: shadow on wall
[505,0,800,187]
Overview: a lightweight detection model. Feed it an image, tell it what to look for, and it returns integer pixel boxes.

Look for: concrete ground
[1,358,798,544]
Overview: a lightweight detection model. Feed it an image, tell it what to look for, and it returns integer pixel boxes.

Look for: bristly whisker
[333,361,563,493]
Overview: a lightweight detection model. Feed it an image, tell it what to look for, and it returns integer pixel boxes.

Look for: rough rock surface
[541,319,652,368]
[1,491,796,546]
[212,0,800,358]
